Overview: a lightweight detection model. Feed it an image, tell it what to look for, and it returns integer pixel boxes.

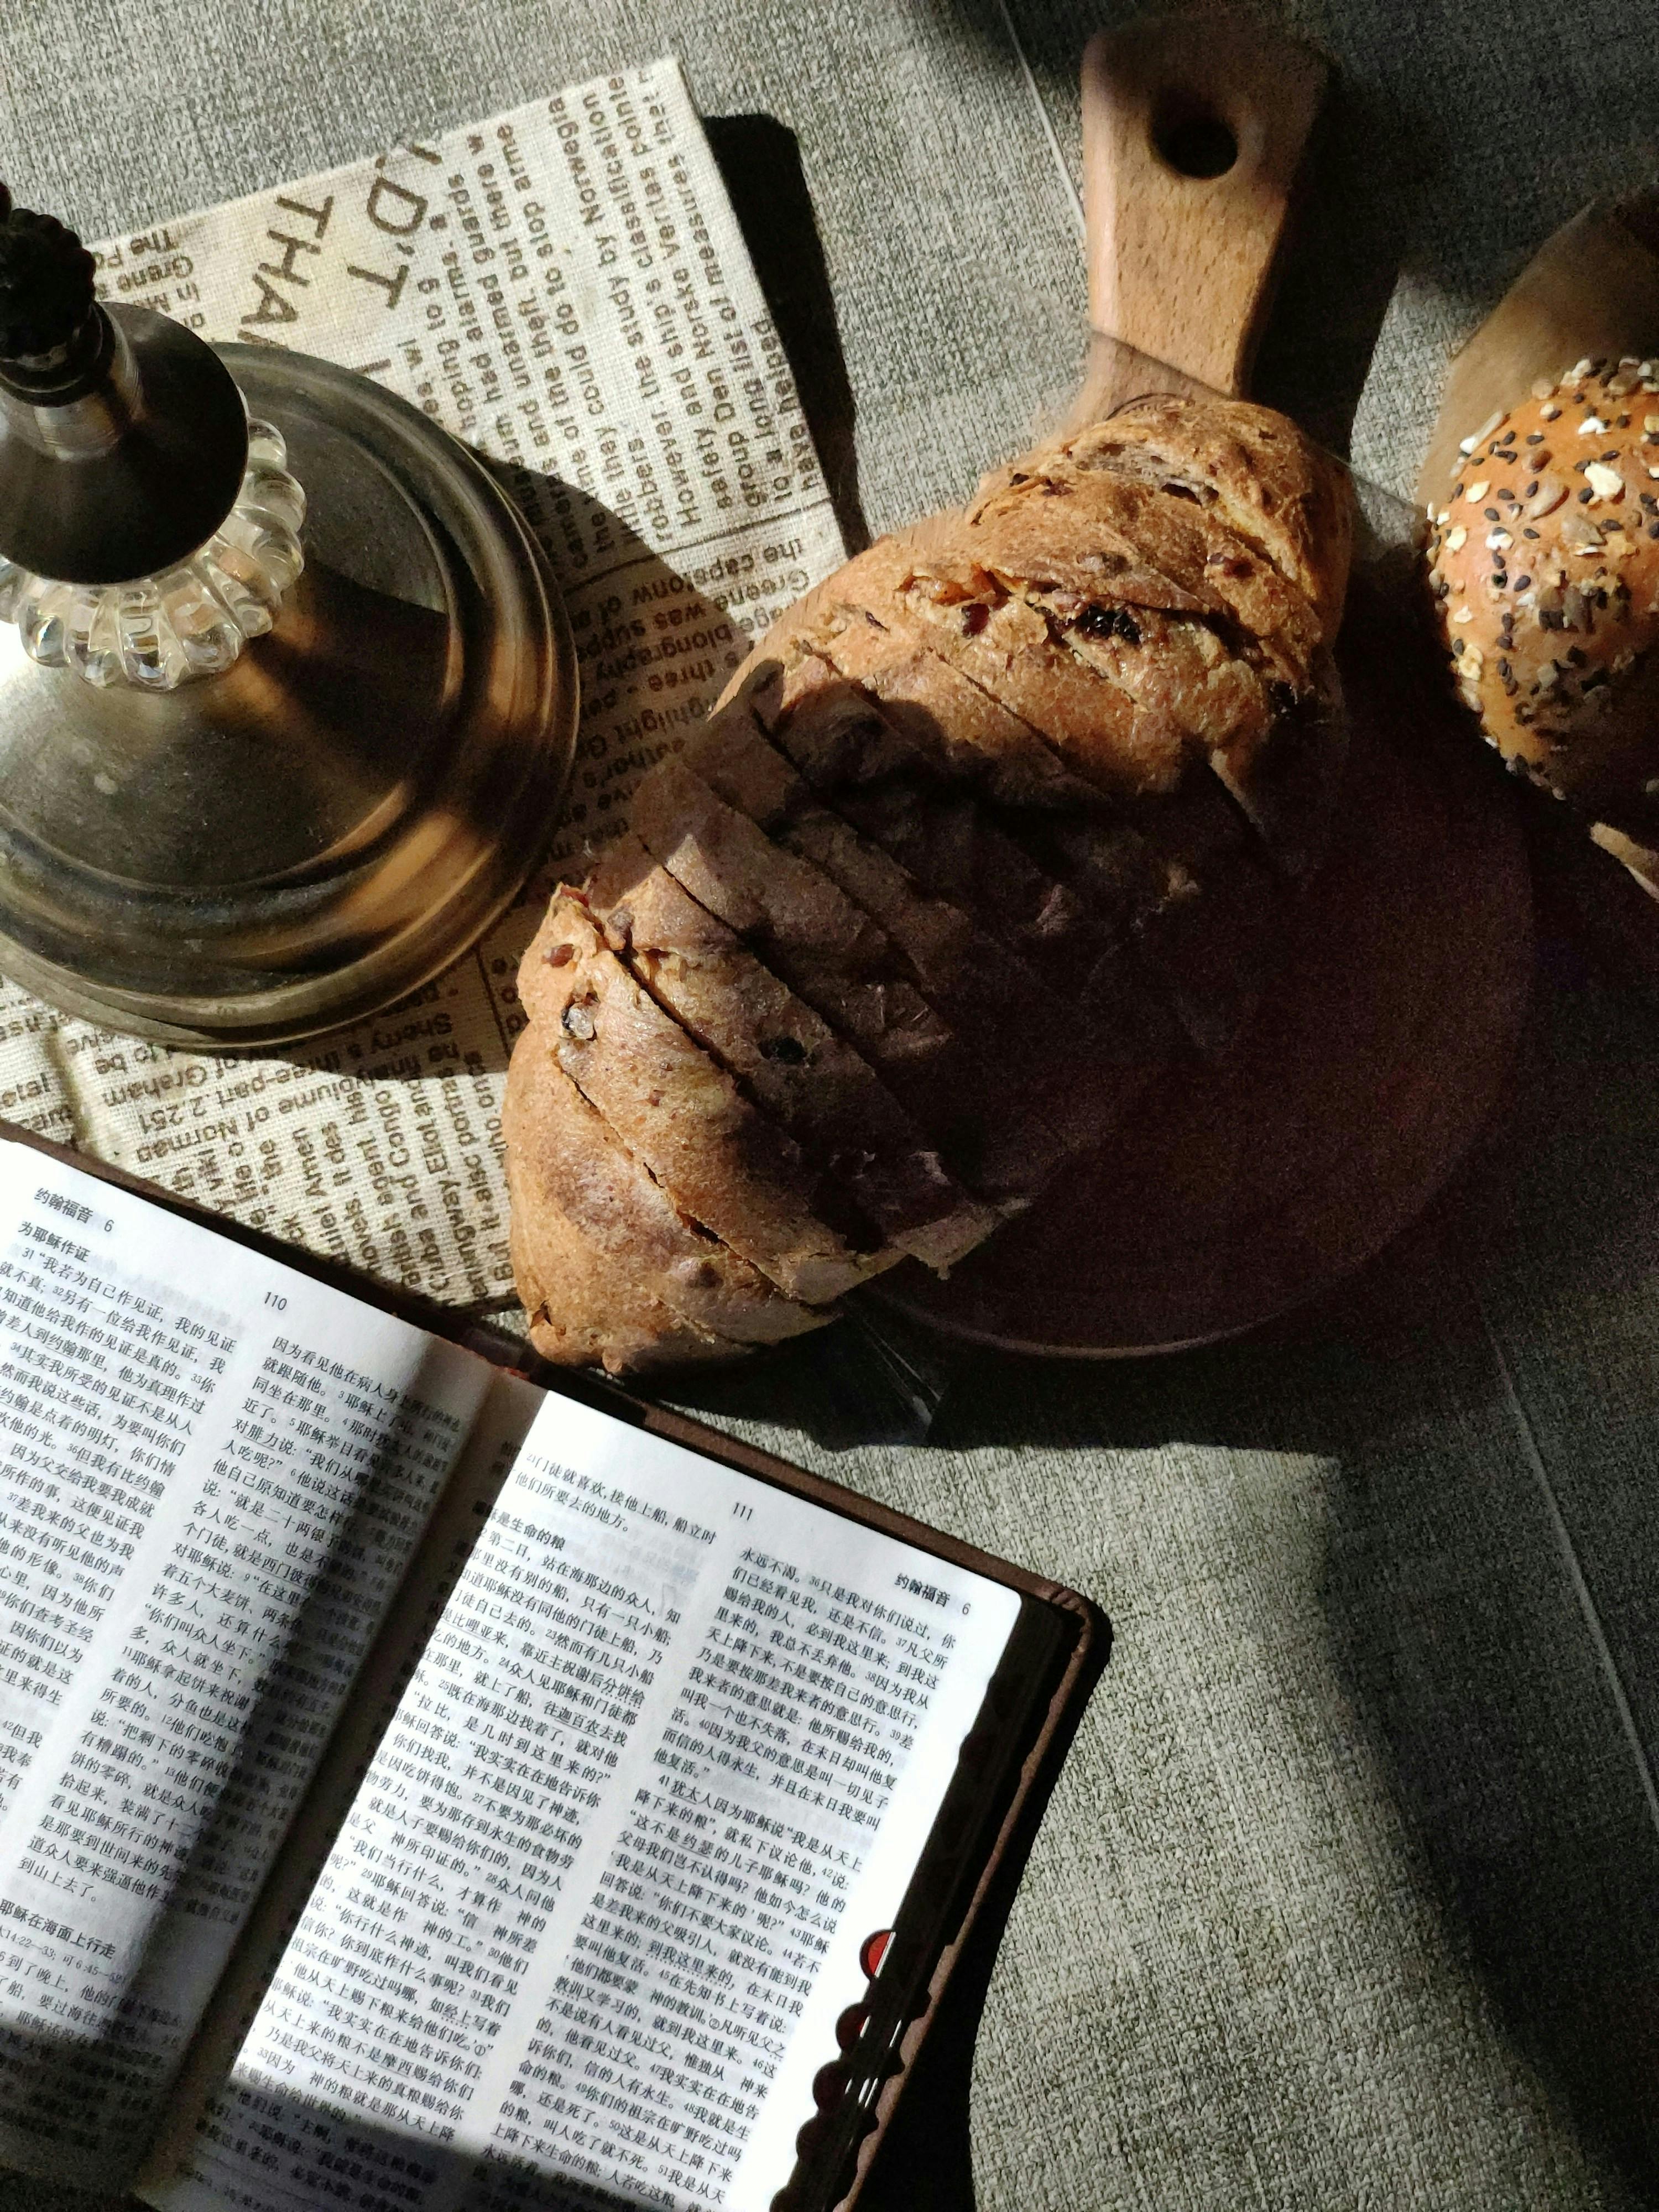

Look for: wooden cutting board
[1416,193,1659,509]
[875,15,1531,1358]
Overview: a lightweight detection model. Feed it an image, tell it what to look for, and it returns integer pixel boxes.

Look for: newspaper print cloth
[0,59,844,1309]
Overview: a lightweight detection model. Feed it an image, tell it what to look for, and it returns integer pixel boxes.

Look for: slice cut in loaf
[522,899,881,1306]
[635,750,1084,1202]
[582,834,997,1270]
[504,1029,823,1356]
[628,745,1009,1193]
[505,392,1353,1371]
[684,698,1157,1183]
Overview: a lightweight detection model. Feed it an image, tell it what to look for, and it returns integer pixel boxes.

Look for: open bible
[0,1126,1100,2212]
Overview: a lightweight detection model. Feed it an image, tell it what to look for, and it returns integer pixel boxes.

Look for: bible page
[155,1392,1022,2212]
[0,1139,494,2186]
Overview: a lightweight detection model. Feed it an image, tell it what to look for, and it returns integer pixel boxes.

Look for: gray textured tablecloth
[5,2,1659,2209]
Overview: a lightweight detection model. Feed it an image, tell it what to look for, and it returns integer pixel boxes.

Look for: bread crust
[879,527,1337,872]
[769,573,1107,809]
[628,754,1034,1194]
[635,753,1075,1201]
[1021,394,1354,639]
[764,533,1342,874]
[508,1201,736,1375]
[812,770,1107,994]
[829,540,1164,799]
[523,899,878,1305]
[967,469,1322,689]
[503,1029,823,1350]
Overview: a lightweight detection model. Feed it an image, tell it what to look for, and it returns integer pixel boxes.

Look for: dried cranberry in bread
[505,392,1352,1371]
[1425,355,1659,886]
[802,577,1120,808]
[968,460,1324,692]
[1001,394,1354,640]
[759,577,1287,1050]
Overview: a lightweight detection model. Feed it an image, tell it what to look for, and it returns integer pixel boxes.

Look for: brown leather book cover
[0,1118,1107,2212]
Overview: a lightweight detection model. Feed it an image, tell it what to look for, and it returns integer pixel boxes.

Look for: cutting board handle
[1082,13,1327,397]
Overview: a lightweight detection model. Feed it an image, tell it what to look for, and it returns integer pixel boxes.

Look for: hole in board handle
[1150,91,1239,180]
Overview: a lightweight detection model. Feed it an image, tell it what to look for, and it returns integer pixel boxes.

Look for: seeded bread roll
[508,394,1352,1373]
[1426,354,1659,886]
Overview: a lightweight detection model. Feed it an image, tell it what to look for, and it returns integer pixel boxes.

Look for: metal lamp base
[0,346,578,1047]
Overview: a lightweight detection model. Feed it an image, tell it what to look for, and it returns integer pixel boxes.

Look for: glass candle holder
[0,416,305,691]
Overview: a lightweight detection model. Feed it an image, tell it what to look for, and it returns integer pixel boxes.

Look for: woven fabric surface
[4,2,1659,2209]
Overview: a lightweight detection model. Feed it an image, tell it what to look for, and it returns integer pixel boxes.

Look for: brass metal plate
[0,346,577,1045]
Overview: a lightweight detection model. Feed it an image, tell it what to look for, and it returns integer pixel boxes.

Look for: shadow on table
[0,2000,994,2212]
[942,0,1658,462]
[677,959,1659,2203]
[706,113,869,556]
[0,1804,1039,2212]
